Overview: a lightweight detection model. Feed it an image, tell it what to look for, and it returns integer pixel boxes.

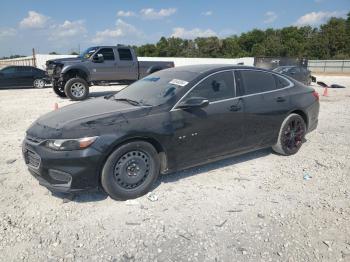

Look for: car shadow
[50,147,272,203]
[153,148,272,188]
[50,189,108,203]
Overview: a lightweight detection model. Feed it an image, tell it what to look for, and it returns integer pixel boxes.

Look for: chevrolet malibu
[22,65,319,200]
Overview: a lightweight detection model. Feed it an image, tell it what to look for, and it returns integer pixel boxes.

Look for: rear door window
[235,70,277,95]
[96,48,115,60]
[118,48,133,61]
[16,67,31,72]
[185,71,235,102]
[274,75,290,89]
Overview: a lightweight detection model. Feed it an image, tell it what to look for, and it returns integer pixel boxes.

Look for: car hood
[26,97,153,139]
[47,57,83,66]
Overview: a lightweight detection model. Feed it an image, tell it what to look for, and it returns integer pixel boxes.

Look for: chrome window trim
[170,68,294,111]
[171,69,236,111]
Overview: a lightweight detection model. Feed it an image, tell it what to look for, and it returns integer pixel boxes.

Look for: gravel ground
[0,76,349,262]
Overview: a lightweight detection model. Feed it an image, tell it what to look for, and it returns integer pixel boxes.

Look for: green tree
[136,44,158,57]
[133,15,350,59]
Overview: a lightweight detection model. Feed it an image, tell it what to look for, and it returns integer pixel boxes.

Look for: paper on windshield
[169,79,189,87]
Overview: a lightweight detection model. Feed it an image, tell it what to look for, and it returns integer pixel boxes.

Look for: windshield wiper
[114,98,142,106]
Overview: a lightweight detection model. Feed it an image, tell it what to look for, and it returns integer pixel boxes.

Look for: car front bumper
[22,138,103,193]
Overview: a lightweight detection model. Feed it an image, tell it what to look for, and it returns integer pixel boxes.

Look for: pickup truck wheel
[64,78,89,101]
[101,141,160,200]
[53,84,66,97]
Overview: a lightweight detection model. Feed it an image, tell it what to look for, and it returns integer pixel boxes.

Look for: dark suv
[273,66,311,85]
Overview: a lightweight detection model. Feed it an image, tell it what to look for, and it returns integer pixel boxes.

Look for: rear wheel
[64,77,89,101]
[33,79,45,88]
[101,141,160,200]
[53,84,66,97]
[272,113,306,155]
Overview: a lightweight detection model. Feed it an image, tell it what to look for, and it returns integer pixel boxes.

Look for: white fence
[308,60,350,73]
[138,57,254,67]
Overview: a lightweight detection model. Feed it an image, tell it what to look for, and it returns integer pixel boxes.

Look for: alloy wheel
[34,79,45,88]
[283,118,305,150]
[71,83,86,98]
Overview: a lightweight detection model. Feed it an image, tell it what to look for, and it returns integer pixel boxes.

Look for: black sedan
[0,66,47,89]
[273,66,311,86]
[23,65,319,200]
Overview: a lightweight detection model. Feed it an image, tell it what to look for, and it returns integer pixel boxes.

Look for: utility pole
[32,48,37,67]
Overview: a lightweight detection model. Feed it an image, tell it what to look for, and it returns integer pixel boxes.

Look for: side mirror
[177,97,209,109]
[92,53,104,63]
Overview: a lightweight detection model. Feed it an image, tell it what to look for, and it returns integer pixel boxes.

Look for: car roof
[97,45,129,49]
[166,64,270,75]
[1,65,40,71]
[275,66,296,68]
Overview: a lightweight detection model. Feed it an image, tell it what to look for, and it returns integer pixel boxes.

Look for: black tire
[272,113,306,156]
[53,84,66,97]
[64,77,89,101]
[101,141,160,200]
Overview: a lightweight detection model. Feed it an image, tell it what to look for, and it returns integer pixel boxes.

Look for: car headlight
[45,136,98,151]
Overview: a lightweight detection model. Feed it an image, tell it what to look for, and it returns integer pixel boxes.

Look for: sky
[0,0,349,56]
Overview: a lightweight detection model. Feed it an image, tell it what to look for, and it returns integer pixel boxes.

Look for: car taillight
[312,91,319,101]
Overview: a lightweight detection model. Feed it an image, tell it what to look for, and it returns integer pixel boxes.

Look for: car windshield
[79,47,98,59]
[112,70,199,106]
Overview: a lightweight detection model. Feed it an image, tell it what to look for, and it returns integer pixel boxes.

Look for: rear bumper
[308,119,318,133]
[22,139,103,193]
[306,100,320,133]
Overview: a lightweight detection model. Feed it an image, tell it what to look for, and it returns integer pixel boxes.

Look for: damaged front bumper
[22,136,103,193]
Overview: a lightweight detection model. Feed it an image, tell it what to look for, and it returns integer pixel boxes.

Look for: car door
[16,66,34,87]
[0,67,17,88]
[116,48,138,81]
[234,69,292,149]
[169,70,245,167]
[89,48,117,81]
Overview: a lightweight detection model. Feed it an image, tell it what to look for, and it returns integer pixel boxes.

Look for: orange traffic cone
[54,102,59,110]
[322,86,328,96]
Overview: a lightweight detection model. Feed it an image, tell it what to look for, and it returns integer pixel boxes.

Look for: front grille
[26,135,44,144]
[24,149,41,169]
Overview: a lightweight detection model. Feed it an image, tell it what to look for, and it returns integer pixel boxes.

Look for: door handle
[276,97,286,102]
[230,105,241,111]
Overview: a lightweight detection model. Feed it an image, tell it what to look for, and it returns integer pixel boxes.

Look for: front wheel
[53,84,66,97]
[272,113,306,155]
[64,78,89,101]
[101,141,160,200]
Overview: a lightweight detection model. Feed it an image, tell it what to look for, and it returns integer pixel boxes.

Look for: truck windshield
[112,70,198,106]
[79,47,98,59]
